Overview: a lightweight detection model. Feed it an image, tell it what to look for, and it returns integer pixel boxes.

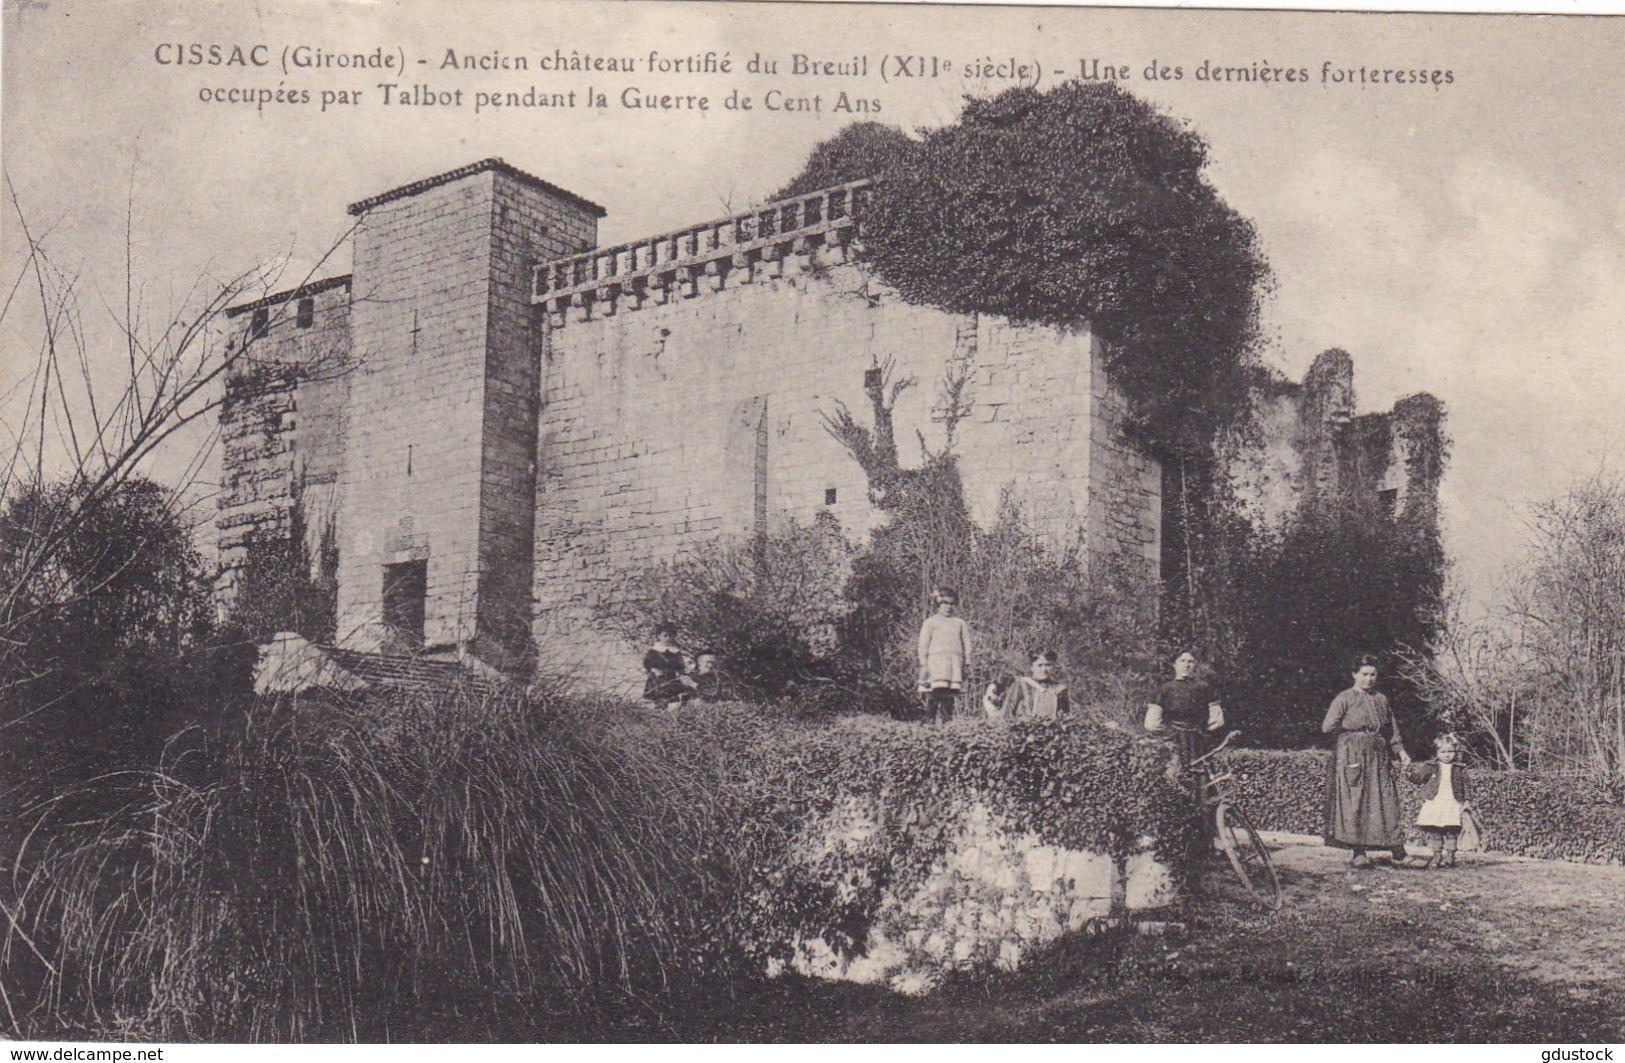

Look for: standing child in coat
[916,587,971,724]
[1406,733,1472,868]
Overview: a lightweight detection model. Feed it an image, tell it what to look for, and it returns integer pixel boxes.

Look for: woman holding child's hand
[1322,654,1410,869]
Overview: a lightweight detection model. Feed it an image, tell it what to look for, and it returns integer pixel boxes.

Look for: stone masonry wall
[476,177,598,665]
[338,176,497,654]
[1226,348,1443,534]
[534,251,1162,692]
[1086,374,1163,584]
[217,280,352,606]
[335,167,598,662]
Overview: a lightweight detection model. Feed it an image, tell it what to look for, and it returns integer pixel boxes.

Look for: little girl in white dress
[1407,733,1472,868]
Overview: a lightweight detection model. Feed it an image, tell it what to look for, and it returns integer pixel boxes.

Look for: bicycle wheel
[1216,803,1283,910]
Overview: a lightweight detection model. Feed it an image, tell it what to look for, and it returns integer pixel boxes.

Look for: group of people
[647,590,1478,872]
[640,623,721,711]
[914,589,1479,871]
[1322,655,1476,869]
[918,586,1077,724]
[929,588,1157,737]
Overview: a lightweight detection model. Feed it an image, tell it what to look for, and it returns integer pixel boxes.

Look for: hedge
[1224,748,1625,865]
[689,707,1200,972]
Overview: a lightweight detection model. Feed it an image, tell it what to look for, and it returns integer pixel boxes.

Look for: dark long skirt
[1323,731,1403,848]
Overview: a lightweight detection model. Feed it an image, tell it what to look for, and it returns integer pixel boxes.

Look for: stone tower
[1226,348,1445,534]
[333,160,603,667]
[220,164,1167,691]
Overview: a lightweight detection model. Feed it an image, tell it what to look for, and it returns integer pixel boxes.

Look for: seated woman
[643,623,697,711]
[1001,650,1070,721]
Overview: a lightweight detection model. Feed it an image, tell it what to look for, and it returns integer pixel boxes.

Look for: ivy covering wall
[770,86,1449,745]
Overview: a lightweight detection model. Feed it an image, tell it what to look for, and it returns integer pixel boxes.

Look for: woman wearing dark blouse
[1323,655,1411,868]
[1144,651,1225,767]
[643,624,697,708]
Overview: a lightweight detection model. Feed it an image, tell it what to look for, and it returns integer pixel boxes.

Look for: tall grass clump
[2,684,739,1041]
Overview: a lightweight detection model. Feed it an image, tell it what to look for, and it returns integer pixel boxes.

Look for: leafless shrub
[1397,587,1524,771]
[1403,471,1625,791]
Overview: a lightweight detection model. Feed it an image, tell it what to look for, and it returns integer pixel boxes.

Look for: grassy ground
[15,825,1621,1042]
[626,837,1625,1043]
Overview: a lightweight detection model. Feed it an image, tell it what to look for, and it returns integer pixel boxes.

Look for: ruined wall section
[1388,393,1447,528]
[217,278,352,605]
[1226,348,1444,535]
[535,250,1160,691]
[1222,386,1305,532]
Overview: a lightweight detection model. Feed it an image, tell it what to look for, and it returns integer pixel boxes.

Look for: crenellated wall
[217,160,1167,689]
[529,197,1161,690]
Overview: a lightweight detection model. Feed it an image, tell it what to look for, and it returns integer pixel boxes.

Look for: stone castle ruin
[219,158,1441,693]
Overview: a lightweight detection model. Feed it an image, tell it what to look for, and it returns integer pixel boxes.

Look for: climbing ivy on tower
[775,84,1269,460]
[773,83,1271,651]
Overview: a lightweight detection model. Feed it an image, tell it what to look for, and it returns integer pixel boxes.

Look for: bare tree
[0,174,354,717]
[1407,472,1625,788]
[1500,471,1625,788]
[1397,586,1524,771]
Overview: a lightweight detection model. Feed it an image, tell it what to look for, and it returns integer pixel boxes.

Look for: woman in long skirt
[1322,655,1411,867]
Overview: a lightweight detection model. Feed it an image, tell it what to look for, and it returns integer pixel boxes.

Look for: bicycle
[1184,729,1283,910]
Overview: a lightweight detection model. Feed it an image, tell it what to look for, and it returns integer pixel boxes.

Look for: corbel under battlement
[531,180,871,326]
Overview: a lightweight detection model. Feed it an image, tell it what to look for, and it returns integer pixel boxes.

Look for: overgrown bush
[696,708,1198,968]
[1225,748,1625,865]
[601,516,855,700]
[0,477,228,810]
[772,122,918,201]
[2,687,742,1040]
[225,483,338,645]
[1215,509,1447,749]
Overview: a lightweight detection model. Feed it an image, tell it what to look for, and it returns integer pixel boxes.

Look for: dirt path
[1266,833,1625,988]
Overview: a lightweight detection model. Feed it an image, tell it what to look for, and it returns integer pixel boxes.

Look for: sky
[2,0,1622,613]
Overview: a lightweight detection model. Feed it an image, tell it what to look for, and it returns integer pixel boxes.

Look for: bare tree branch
[0,177,358,712]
